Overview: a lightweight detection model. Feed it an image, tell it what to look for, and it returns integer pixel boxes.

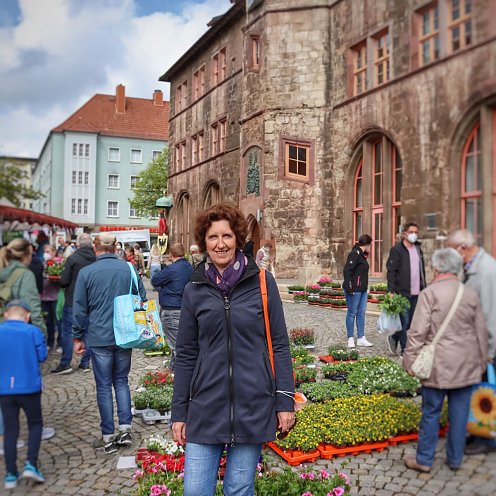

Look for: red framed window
[373,140,383,206]
[461,123,482,243]
[392,146,402,242]
[353,161,363,243]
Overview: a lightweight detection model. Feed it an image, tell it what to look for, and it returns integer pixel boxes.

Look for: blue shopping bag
[467,363,496,439]
[113,263,157,349]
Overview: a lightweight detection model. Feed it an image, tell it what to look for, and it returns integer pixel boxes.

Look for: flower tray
[387,432,419,445]
[47,275,61,280]
[318,356,356,364]
[142,409,171,425]
[318,440,389,459]
[267,442,320,466]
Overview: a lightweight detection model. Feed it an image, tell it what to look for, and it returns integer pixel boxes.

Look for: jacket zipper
[223,296,236,447]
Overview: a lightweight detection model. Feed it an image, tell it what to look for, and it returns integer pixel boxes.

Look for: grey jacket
[464,248,496,359]
[403,276,487,388]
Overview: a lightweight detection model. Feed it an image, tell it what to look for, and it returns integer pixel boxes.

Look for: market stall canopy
[0,203,78,231]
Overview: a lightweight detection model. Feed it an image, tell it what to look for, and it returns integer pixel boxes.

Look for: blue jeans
[344,290,367,339]
[61,306,91,368]
[417,386,472,468]
[91,345,132,435]
[392,295,418,352]
[184,443,262,496]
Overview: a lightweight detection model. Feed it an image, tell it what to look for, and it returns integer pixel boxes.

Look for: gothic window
[203,182,221,209]
[178,194,191,249]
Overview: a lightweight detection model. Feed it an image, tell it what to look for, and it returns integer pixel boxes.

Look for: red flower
[47,260,54,266]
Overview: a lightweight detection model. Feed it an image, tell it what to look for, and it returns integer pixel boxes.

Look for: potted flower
[319,297,333,307]
[293,291,308,303]
[370,282,388,294]
[289,328,315,347]
[328,345,359,361]
[329,289,345,299]
[294,365,317,386]
[306,283,321,294]
[287,284,305,294]
[46,257,65,279]
[291,345,315,366]
[318,276,333,287]
[330,299,347,308]
[330,281,342,289]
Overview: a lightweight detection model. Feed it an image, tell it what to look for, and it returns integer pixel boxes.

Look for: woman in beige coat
[403,248,487,473]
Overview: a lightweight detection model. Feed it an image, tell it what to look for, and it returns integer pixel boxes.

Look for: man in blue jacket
[151,243,193,372]
[0,299,47,489]
[72,234,146,454]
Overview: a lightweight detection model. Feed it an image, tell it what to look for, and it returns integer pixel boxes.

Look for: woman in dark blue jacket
[172,203,294,496]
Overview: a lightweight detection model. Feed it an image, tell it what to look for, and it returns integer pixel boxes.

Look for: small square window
[108,147,120,162]
[130,175,138,189]
[281,137,313,182]
[129,205,139,218]
[130,149,142,164]
[108,174,119,188]
[107,201,119,217]
[152,150,161,161]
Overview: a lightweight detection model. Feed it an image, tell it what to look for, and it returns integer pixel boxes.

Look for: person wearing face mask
[386,222,426,357]
[342,234,373,348]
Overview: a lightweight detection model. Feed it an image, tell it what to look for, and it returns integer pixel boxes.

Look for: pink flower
[334,487,345,496]
[150,486,162,496]
[307,472,315,480]
[339,472,350,485]
[302,492,314,496]
[320,469,330,479]
[300,473,307,479]
[133,469,143,480]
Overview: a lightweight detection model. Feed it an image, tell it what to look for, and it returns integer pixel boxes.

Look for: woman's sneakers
[357,337,373,347]
[22,462,45,483]
[347,337,355,348]
[4,473,18,490]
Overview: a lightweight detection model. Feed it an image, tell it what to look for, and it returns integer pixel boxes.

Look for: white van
[91,229,151,264]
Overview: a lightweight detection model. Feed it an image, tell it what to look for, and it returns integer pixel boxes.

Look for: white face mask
[43,253,53,261]
[406,233,418,244]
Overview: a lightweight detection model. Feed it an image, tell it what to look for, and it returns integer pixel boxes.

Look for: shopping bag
[467,364,496,439]
[135,299,165,350]
[113,263,156,349]
[56,289,65,321]
[377,310,402,335]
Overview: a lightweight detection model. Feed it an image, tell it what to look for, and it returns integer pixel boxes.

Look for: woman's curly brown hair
[194,203,248,253]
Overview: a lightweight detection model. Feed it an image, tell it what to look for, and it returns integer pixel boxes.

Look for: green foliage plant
[289,328,315,346]
[379,293,411,315]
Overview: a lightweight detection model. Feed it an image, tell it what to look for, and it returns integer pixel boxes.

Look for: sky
[0,0,232,158]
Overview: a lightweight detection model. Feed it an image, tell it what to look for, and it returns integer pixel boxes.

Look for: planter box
[47,275,61,280]
[267,442,320,466]
[319,355,356,364]
[318,440,389,459]
[330,304,347,309]
[387,432,419,445]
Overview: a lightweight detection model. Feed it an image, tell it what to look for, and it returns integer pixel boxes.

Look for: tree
[0,159,44,207]
[129,147,169,218]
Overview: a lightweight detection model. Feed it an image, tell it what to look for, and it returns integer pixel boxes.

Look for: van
[91,229,151,264]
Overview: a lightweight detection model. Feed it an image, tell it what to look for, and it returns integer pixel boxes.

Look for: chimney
[153,89,164,106]
[116,84,126,114]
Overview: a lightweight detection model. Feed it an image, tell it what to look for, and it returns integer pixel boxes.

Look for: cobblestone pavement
[1,298,495,495]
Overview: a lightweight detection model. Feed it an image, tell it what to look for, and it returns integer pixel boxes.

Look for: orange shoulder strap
[259,269,275,376]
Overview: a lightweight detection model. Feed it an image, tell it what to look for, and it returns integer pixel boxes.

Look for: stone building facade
[161,0,496,280]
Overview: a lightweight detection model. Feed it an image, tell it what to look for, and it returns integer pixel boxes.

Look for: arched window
[203,182,220,209]
[177,193,190,249]
[352,136,402,275]
[461,123,482,244]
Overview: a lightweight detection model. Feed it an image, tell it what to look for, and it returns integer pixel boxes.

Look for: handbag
[113,262,162,349]
[467,364,496,439]
[259,270,305,414]
[411,283,464,380]
[377,310,402,335]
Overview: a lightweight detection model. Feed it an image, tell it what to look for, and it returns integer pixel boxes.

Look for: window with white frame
[83,199,88,215]
[129,205,139,218]
[130,175,138,189]
[107,201,118,217]
[77,199,82,214]
[72,171,77,185]
[84,172,89,185]
[71,198,76,214]
[108,147,120,162]
[72,144,77,157]
[130,149,142,163]
[152,150,161,161]
[85,144,90,157]
[108,174,120,188]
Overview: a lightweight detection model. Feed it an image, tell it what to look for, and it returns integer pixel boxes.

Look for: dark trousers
[42,300,59,348]
[392,295,418,352]
[0,393,43,475]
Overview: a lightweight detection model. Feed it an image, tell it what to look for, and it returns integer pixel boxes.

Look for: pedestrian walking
[255,242,272,270]
[448,228,496,455]
[403,248,487,472]
[57,237,74,259]
[41,244,61,351]
[52,233,96,375]
[72,234,146,454]
[115,242,126,262]
[172,203,295,496]
[133,244,145,277]
[147,243,162,280]
[151,243,193,371]
[188,244,204,267]
[386,222,426,357]
[342,234,373,348]
[0,299,48,490]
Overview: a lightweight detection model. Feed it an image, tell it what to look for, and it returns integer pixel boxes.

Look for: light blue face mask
[406,233,418,244]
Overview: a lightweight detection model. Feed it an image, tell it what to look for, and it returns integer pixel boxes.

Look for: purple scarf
[205,250,248,297]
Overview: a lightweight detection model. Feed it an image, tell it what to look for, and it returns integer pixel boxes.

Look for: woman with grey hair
[402,248,487,472]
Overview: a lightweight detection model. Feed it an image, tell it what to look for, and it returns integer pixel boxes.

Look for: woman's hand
[277,411,295,432]
[172,422,186,445]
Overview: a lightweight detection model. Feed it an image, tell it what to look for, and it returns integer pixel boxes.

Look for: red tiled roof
[52,93,169,141]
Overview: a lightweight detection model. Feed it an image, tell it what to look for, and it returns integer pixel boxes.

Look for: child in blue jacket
[0,299,47,490]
